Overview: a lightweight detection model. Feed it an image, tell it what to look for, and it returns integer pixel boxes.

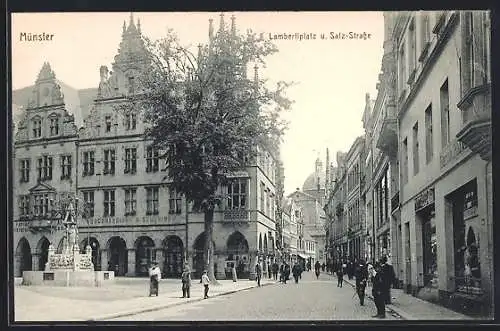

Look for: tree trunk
[203,205,220,285]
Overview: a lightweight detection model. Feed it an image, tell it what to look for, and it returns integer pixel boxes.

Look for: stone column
[216,254,226,280]
[248,251,258,280]
[14,254,22,277]
[126,249,136,277]
[101,249,109,272]
[155,249,164,273]
[32,254,40,272]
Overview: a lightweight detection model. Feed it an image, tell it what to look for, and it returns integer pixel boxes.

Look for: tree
[125,18,292,283]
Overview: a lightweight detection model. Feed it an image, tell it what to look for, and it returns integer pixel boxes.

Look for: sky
[11,12,384,196]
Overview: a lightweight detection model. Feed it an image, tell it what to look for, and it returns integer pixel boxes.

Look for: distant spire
[129,12,134,26]
[137,18,141,33]
[208,18,214,40]
[219,12,225,31]
[123,21,126,33]
[197,44,202,63]
[231,15,236,36]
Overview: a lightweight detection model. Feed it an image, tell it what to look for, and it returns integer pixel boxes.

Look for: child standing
[201,270,210,299]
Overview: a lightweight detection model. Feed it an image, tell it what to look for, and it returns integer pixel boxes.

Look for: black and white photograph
[9,10,494,323]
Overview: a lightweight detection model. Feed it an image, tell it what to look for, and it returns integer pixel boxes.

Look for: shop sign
[415,187,435,212]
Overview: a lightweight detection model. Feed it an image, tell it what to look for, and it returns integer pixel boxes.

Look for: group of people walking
[331,256,395,319]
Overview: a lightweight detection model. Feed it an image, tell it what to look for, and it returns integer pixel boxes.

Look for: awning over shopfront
[297,253,308,259]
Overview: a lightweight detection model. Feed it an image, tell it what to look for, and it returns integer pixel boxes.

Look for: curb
[342,277,408,320]
[89,281,276,321]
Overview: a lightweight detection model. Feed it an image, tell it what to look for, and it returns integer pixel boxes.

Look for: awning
[297,253,308,259]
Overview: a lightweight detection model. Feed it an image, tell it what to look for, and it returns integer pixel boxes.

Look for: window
[409,19,417,77]
[440,79,450,147]
[19,159,30,183]
[124,188,137,216]
[105,115,112,133]
[33,193,51,217]
[32,117,42,138]
[402,138,409,184]
[103,190,115,217]
[413,122,419,175]
[147,187,159,215]
[83,191,95,218]
[146,146,159,172]
[18,195,30,218]
[168,187,182,214]
[425,105,434,163]
[49,116,59,136]
[128,76,135,95]
[125,113,137,130]
[37,156,53,181]
[398,44,406,94]
[103,149,115,175]
[61,155,72,180]
[421,12,430,50]
[228,179,247,210]
[260,182,265,212]
[124,148,137,174]
[83,151,95,176]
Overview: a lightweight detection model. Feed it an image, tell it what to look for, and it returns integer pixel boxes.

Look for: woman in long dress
[149,262,161,296]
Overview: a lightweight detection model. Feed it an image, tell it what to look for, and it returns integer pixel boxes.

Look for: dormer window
[105,115,112,132]
[125,113,137,130]
[49,115,59,136]
[128,76,135,94]
[32,117,42,138]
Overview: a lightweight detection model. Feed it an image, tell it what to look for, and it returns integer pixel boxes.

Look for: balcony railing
[391,191,400,212]
[440,138,468,169]
[224,209,249,221]
[450,276,484,296]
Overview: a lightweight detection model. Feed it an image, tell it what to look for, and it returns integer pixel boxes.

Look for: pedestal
[31,254,40,272]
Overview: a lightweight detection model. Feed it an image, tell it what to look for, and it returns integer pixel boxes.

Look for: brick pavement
[339,274,476,320]
[14,277,277,321]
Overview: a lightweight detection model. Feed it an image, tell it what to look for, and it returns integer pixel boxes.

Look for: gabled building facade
[13,14,281,281]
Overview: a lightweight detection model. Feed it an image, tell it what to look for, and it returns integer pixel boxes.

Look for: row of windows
[401,79,449,184]
[29,112,138,139]
[31,115,60,139]
[18,146,162,182]
[259,181,275,219]
[17,180,251,219]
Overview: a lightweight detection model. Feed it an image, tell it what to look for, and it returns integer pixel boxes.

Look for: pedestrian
[315,260,321,279]
[279,263,285,283]
[321,262,325,272]
[272,261,279,281]
[368,263,386,318]
[284,262,290,283]
[267,262,272,279]
[255,262,262,287]
[292,261,301,284]
[355,259,368,306]
[379,256,396,304]
[336,263,344,287]
[181,266,191,298]
[201,270,210,299]
[148,261,161,297]
[231,263,238,282]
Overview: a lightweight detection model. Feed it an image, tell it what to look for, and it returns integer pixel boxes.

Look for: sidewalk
[340,275,474,320]
[14,277,277,321]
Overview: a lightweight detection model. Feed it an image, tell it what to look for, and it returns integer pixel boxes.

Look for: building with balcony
[393,10,492,316]
[13,14,281,281]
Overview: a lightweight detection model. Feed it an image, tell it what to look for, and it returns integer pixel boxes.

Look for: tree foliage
[123,21,293,281]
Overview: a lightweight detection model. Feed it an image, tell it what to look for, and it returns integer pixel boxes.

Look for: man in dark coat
[354,260,368,306]
[292,262,302,283]
[379,256,396,304]
[368,263,386,318]
[284,262,290,283]
[279,263,285,283]
[336,263,344,287]
[255,262,262,287]
[314,260,321,279]
[272,262,279,280]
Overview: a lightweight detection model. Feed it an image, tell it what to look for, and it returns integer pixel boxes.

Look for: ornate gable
[14,63,79,143]
[29,181,56,193]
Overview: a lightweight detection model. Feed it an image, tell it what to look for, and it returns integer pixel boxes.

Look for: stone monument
[22,200,115,287]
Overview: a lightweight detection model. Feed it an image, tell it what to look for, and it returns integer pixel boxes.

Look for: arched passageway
[16,238,32,277]
[107,236,128,276]
[163,236,184,278]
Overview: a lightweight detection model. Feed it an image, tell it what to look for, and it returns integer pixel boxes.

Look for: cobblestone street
[109,272,400,321]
